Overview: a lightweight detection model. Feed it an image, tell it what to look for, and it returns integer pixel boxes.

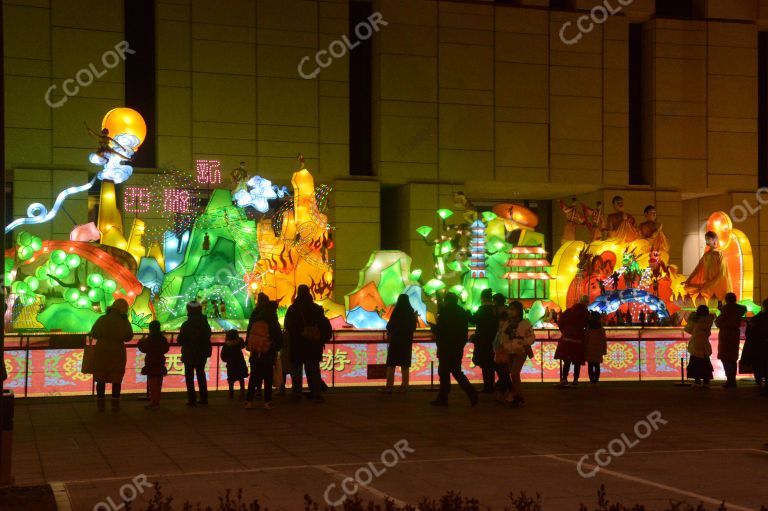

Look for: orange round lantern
[101,108,146,148]
[706,211,733,250]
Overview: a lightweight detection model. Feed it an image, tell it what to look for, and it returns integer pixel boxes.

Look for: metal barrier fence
[1,327,745,398]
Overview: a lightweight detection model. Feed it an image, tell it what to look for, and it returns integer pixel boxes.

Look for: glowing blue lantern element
[163,230,190,272]
[234,176,290,213]
[91,133,141,184]
[137,257,165,294]
[346,306,388,329]
[6,131,142,234]
[587,289,669,320]
[403,285,428,324]
[5,177,98,234]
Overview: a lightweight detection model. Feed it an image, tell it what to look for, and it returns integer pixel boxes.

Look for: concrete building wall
[4,0,768,302]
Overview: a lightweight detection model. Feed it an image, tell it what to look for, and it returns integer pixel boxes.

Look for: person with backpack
[284,285,332,403]
[245,293,283,409]
[137,320,169,409]
[221,329,248,399]
[177,301,212,406]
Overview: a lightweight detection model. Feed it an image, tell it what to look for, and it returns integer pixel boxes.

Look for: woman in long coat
[284,285,332,402]
[554,297,589,387]
[715,293,746,388]
[685,305,716,387]
[90,298,134,411]
[742,298,768,391]
[383,294,418,393]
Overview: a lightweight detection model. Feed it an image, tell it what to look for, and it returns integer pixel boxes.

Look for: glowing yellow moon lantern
[102,108,146,148]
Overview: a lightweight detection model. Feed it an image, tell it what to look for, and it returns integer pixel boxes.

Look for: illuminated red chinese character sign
[196,159,221,184]
[163,188,192,213]
[124,186,151,213]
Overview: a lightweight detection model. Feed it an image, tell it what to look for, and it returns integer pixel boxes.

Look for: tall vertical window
[349,0,373,176]
[124,0,156,168]
[759,33,768,187]
[629,23,644,185]
[655,0,693,18]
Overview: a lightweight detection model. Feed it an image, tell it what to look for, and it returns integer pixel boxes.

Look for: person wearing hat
[90,298,134,411]
[177,301,212,406]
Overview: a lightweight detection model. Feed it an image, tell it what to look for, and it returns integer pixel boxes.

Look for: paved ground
[6,381,768,510]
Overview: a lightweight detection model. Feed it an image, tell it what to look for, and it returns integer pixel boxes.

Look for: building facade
[4,0,768,301]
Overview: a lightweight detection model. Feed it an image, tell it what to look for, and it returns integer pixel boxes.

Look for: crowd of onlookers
[77,287,768,412]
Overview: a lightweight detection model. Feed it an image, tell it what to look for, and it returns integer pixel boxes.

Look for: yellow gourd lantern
[102,108,147,148]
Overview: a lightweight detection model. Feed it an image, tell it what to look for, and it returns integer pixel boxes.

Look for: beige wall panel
[654,116,707,159]
[439,105,493,151]
[379,55,438,102]
[5,76,52,129]
[439,43,492,91]
[495,122,548,169]
[192,73,256,123]
[379,24,438,56]
[654,159,707,189]
[157,135,192,169]
[379,115,437,163]
[195,0,256,27]
[157,21,191,71]
[52,0,122,31]
[4,4,49,60]
[550,96,602,141]
[51,29,125,82]
[158,87,191,137]
[6,129,52,166]
[318,143,349,179]
[379,162,438,182]
[373,0,436,27]
[157,2,190,23]
[495,32,548,64]
[495,7,548,34]
[653,58,706,103]
[439,149,493,181]
[495,63,549,109]
[193,40,256,75]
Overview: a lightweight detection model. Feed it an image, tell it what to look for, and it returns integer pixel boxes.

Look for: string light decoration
[195,204,260,258]
[143,167,202,245]
[271,184,333,237]
[195,159,221,185]
[123,186,151,213]
[163,188,192,214]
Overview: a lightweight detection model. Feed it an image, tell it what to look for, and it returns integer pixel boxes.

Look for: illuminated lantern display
[124,186,151,213]
[469,219,487,278]
[5,108,146,234]
[249,160,333,306]
[344,251,429,329]
[4,122,760,334]
[101,107,147,149]
[195,159,222,185]
[503,246,553,300]
[163,188,193,214]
